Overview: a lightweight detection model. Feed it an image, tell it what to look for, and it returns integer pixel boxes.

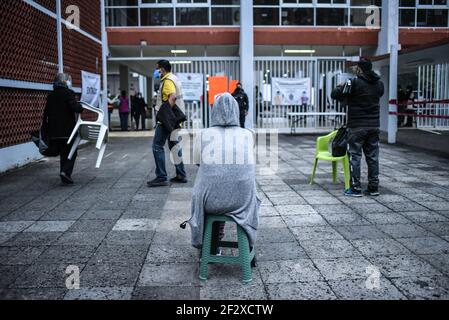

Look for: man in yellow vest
[147,60,187,187]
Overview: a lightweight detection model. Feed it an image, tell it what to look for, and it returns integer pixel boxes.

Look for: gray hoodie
[187,93,260,248]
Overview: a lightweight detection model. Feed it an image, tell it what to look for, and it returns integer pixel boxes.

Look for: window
[282,8,314,25]
[176,7,209,25]
[106,8,138,26]
[254,7,280,25]
[141,8,174,25]
[212,7,240,25]
[103,1,448,27]
[316,8,348,26]
[400,0,449,27]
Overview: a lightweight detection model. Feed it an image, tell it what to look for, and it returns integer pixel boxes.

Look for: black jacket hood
[359,70,381,83]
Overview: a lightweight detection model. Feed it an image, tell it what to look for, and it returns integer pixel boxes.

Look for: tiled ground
[1,133,449,300]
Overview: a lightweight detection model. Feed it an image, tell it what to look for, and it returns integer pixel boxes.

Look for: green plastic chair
[310,130,350,190]
[199,215,255,284]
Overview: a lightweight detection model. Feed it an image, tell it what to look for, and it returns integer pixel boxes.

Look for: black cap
[357,57,373,72]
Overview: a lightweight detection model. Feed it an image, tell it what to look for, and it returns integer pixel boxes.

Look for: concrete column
[377,0,399,144]
[388,45,399,144]
[240,0,254,129]
[56,0,63,73]
[119,65,130,95]
[100,0,109,125]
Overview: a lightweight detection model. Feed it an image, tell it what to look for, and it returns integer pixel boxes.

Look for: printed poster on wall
[81,71,101,107]
[271,77,312,106]
[177,73,203,101]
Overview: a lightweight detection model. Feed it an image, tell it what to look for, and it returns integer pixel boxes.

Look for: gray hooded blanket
[188,93,261,248]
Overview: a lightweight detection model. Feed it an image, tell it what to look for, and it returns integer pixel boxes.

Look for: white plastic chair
[67,101,108,168]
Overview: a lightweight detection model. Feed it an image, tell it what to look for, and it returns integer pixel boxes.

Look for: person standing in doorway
[118,90,130,131]
[331,57,384,197]
[43,73,83,185]
[232,82,249,128]
[133,92,147,131]
[147,60,187,187]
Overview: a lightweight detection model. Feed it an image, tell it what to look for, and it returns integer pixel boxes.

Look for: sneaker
[363,188,380,197]
[147,178,170,187]
[60,172,74,185]
[170,175,188,183]
[344,188,363,197]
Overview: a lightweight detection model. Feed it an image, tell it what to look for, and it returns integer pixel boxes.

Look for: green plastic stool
[310,130,351,190]
[199,215,255,284]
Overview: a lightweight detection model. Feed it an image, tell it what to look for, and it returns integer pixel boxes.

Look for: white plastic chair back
[67,101,108,168]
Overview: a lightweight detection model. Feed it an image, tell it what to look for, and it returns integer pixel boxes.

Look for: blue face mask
[66,80,72,89]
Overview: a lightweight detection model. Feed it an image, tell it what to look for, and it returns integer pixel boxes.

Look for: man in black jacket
[132,92,147,131]
[331,58,384,197]
[43,73,83,185]
[232,83,249,128]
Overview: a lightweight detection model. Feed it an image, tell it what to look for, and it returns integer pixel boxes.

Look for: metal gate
[418,62,449,129]
[169,56,349,132]
[171,58,240,129]
[255,57,349,133]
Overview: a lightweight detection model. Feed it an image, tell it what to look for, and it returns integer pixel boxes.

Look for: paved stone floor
[1,133,449,300]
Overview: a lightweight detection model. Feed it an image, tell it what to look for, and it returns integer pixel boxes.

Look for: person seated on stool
[186,93,261,253]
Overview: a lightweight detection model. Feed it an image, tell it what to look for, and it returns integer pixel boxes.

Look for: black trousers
[134,112,146,130]
[239,114,246,128]
[347,128,380,191]
[51,139,77,176]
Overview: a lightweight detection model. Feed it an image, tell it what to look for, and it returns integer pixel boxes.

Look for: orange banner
[208,76,228,105]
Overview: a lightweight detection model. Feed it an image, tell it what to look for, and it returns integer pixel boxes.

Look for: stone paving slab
[266,282,337,300]
[1,134,449,300]
[328,279,407,300]
[258,259,325,283]
[390,277,449,300]
[0,288,67,300]
[64,287,134,300]
[370,255,443,278]
[313,257,373,281]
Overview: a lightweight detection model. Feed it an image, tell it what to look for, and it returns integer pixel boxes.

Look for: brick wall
[0,0,102,149]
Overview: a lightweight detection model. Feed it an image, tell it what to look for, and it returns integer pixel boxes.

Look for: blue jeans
[152,124,186,181]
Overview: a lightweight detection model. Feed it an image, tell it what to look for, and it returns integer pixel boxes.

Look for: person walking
[147,60,187,187]
[232,82,249,128]
[42,73,83,185]
[331,57,385,197]
[118,90,130,131]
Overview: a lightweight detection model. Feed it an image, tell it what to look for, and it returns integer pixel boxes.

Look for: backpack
[332,126,348,157]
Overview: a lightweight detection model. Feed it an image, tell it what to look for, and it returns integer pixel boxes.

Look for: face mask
[66,80,72,89]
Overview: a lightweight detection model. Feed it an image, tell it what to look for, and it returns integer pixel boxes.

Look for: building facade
[0,0,106,172]
[106,1,449,133]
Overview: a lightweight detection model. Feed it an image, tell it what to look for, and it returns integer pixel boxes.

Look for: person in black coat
[133,92,147,130]
[331,58,384,197]
[42,73,83,185]
[232,83,249,128]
